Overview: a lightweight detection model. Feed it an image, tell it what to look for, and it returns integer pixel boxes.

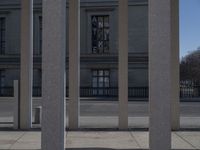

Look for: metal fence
[180,81,200,98]
[0,86,148,98]
[1,85,200,99]
[0,87,13,97]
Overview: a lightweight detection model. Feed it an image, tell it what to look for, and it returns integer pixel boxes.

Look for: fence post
[13,80,19,129]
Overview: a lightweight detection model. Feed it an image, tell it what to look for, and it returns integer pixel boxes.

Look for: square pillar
[68,0,80,130]
[149,0,179,149]
[20,0,33,129]
[118,0,128,129]
[171,0,180,130]
[149,0,180,149]
[41,0,66,149]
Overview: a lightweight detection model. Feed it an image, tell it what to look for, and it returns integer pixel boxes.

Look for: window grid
[91,15,109,54]
[92,69,110,95]
[39,16,42,55]
[0,70,5,95]
[0,18,6,55]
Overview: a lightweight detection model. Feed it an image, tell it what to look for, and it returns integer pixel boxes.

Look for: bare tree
[180,47,200,84]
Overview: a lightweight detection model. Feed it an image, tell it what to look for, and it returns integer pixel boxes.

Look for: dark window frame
[0,17,6,55]
[91,15,109,54]
[91,69,110,95]
[39,16,42,55]
[0,69,5,95]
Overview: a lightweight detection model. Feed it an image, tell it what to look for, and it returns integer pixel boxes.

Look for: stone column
[13,80,19,129]
[20,0,33,129]
[149,0,178,149]
[171,0,180,130]
[68,0,80,130]
[41,0,66,149]
[118,0,128,129]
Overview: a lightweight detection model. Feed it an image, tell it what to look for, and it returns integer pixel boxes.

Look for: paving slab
[128,132,197,149]
[176,132,200,149]
[172,133,195,149]
[0,131,200,150]
[0,132,24,149]
[66,131,140,149]
[131,132,149,148]
[10,132,41,150]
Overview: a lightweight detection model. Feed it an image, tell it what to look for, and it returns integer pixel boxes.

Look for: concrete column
[41,0,66,149]
[68,0,80,130]
[149,0,177,149]
[118,0,128,129]
[171,0,180,130]
[13,80,19,129]
[20,0,33,129]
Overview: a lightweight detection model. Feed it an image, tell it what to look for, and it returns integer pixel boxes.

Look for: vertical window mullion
[103,17,104,53]
[0,19,2,54]
[91,15,109,54]
[39,16,42,55]
[0,18,6,55]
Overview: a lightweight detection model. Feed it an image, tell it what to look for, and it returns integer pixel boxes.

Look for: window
[0,70,5,96]
[92,69,110,95]
[91,15,109,54]
[0,17,6,54]
[39,16,42,54]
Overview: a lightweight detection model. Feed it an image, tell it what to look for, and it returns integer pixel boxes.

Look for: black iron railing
[0,87,13,97]
[128,87,148,98]
[80,87,118,97]
[33,86,42,97]
[180,85,200,98]
[1,85,200,99]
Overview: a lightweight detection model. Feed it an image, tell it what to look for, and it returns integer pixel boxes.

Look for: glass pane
[98,17,103,28]
[104,29,109,41]
[104,77,109,83]
[92,47,97,53]
[98,81,103,87]
[104,16,109,27]
[98,42,103,53]
[99,77,104,83]
[104,77,110,87]
[93,82,97,87]
[92,28,98,40]
[93,78,98,88]
[93,70,98,76]
[104,42,109,53]
[98,89,103,95]
[97,29,103,40]
[92,89,97,95]
[104,70,109,76]
[92,16,98,28]
[99,70,104,76]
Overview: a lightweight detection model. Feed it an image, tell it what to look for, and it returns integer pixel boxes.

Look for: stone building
[1,0,180,149]
[0,0,148,99]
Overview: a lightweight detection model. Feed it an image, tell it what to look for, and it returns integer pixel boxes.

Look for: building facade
[0,0,148,99]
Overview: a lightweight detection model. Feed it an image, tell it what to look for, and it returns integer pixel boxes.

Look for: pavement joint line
[9,132,26,150]
[175,132,198,149]
[130,131,142,148]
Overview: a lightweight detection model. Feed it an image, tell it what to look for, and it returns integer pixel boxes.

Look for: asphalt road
[1,101,200,118]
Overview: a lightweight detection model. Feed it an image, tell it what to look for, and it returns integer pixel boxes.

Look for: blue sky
[180,0,200,59]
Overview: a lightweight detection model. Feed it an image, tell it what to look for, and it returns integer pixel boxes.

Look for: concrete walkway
[1,116,200,129]
[0,131,200,150]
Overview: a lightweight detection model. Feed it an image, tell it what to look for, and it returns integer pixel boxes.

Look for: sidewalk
[1,116,200,129]
[0,131,200,150]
